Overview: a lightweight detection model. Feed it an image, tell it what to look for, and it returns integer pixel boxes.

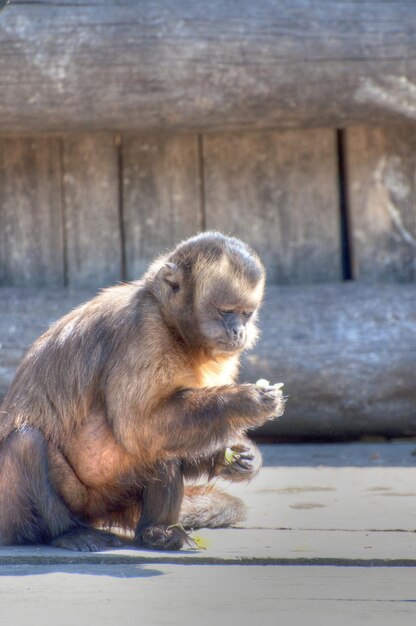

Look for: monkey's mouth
[215,338,246,353]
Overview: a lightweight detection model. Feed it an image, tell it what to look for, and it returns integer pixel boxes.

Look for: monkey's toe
[136,524,188,551]
[50,527,123,552]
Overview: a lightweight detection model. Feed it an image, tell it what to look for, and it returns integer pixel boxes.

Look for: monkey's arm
[149,384,283,458]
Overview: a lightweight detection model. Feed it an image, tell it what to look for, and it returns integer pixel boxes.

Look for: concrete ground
[1,442,416,626]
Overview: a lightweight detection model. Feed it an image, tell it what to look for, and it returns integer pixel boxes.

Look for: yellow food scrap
[192,534,210,550]
[224,447,241,465]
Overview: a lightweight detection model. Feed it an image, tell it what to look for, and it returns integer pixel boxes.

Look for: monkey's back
[0,282,151,442]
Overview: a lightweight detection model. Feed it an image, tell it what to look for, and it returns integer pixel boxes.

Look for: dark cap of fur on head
[167,231,265,286]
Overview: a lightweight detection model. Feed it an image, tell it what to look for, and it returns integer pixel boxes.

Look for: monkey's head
[148,232,265,355]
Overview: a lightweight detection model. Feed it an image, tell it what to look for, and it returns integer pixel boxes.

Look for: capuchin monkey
[0,232,285,551]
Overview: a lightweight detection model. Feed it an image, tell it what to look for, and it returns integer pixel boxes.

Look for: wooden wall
[1,126,416,439]
[0,130,339,288]
[1,127,416,289]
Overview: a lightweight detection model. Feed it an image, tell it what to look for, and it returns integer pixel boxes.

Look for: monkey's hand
[220,442,262,482]
[236,383,286,427]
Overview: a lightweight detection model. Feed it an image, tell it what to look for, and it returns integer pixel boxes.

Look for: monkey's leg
[0,427,76,546]
[135,462,188,551]
[0,428,121,551]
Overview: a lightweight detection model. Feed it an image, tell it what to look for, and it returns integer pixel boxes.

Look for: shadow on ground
[0,563,163,578]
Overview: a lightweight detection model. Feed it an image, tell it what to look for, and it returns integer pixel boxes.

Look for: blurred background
[0,0,415,441]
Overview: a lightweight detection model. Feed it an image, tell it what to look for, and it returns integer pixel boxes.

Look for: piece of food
[191,534,210,550]
[256,378,285,390]
[224,446,241,465]
[256,378,270,389]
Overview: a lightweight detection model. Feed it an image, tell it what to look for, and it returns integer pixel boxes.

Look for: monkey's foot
[136,523,193,551]
[50,526,123,552]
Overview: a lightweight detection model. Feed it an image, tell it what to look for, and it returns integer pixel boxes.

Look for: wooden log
[241,283,416,439]
[204,129,341,283]
[1,283,415,440]
[1,1,416,133]
[345,126,416,281]
[0,138,64,287]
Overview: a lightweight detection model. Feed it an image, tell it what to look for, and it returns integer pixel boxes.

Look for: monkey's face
[195,277,264,355]
[153,236,265,355]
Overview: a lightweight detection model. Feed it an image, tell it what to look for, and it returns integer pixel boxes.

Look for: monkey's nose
[229,325,245,344]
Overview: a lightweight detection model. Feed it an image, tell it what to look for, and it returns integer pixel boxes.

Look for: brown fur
[0,232,285,551]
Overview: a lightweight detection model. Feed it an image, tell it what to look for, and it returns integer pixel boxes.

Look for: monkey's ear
[161,262,183,292]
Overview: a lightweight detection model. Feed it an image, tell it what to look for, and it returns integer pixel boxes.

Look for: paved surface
[0,442,416,625]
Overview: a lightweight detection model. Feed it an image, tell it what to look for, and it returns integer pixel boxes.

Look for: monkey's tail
[179,484,246,529]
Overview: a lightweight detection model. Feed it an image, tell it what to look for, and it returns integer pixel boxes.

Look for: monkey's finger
[235,462,252,472]
[234,461,252,471]
[183,534,198,549]
[263,389,282,401]
[238,452,254,462]
[167,523,196,549]
[233,455,255,470]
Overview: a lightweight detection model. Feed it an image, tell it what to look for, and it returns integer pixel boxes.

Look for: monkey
[0,232,285,551]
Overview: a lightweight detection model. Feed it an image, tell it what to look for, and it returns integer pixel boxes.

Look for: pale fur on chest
[195,354,239,388]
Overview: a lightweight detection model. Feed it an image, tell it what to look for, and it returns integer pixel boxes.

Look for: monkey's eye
[243,311,254,319]
[217,308,233,316]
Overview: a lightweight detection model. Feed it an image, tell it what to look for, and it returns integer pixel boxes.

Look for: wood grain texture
[1,1,416,132]
[122,135,202,280]
[62,134,122,288]
[203,129,341,283]
[346,126,416,281]
[0,137,64,287]
[1,283,415,440]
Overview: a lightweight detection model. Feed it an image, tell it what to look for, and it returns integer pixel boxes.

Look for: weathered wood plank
[1,283,415,440]
[346,126,416,281]
[1,1,416,132]
[203,129,340,283]
[62,134,122,288]
[1,563,416,626]
[240,466,416,533]
[122,135,202,280]
[0,138,64,287]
